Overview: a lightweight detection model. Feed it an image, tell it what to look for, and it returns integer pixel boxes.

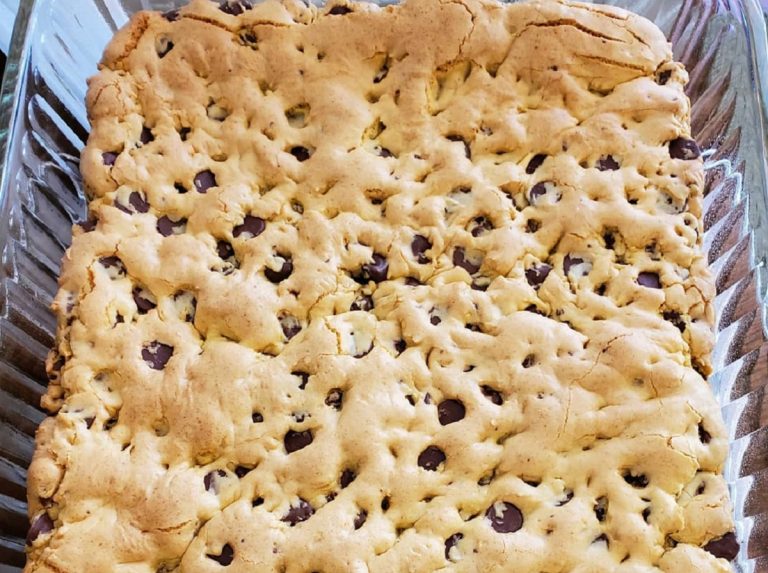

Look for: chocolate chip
[525,264,551,287]
[481,385,503,405]
[556,490,574,506]
[219,0,253,15]
[357,253,389,283]
[179,127,191,141]
[394,339,407,354]
[351,295,374,312]
[174,182,188,194]
[470,216,493,237]
[446,134,471,159]
[430,314,441,326]
[284,429,313,453]
[637,272,661,289]
[265,256,293,283]
[594,497,608,522]
[217,241,235,261]
[280,314,301,340]
[453,247,480,274]
[657,70,672,85]
[235,466,250,478]
[465,323,482,332]
[162,9,180,21]
[623,471,649,488]
[703,532,739,561]
[157,215,186,236]
[142,341,173,370]
[485,502,523,533]
[233,215,266,239]
[528,181,561,206]
[662,310,686,332]
[84,416,95,429]
[377,147,393,158]
[140,127,154,144]
[252,412,263,423]
[525,154,546,174]
[437,399,465,425]
[252,497,264,507]
[132,287,156,314]
[340,469,356,488]
[522,354,536,368]
[698,423,712,444]
[596,155,620,171]
[353,509,367,530]
[411,235,431,264]
[381,497,390,511]
[593,533,609,546]
[642,507,651,522]
[118,191,149,214]
[417,446,446,471]
[405,277,422,286]
[562,255,583,276]
[325,388,343,410]
[99,256,125,276]
[290,146,312,162]
[204,469,227,493]
[282,499,314,526]
[102,152,118,166]
[374,61,389,83]
[193,170,217,193]
[444,532,463,560]
[669,137,701,160]
[526,218,541,233]
[329,5,352,14]
[78,217,97,232]
[206,543,234,566]
[26,513,54,545]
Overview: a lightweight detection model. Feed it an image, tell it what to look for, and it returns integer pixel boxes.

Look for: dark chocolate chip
[698,423,712,444]
[623,472,649,488]
[374,62,389,83]
[162,9,180,21]
[206,543,234,566]
[233,215,266,239]
[340,469,356,488]
[556,490,574,506]
[102,152,118,166]
[563,254,584,275]
[282,499,314,526]
[157,216,186,237]
[140,127,154,145]
[453,247,480,274]
[354,509,367,530]
[26,513,54,546]
[603,231,616,250]
[525,154,546,174]
[290,146,312,162]
[466,323,482,332]
[351,294,374,312]
[405,277,422,286]
[525,264,551,287]
[522,354,535,368]
[444,532,464,560]
[485,502,523,533]
[377,147,393,158]
[174,182,188,194]
[99,256,125,275]
[394,339,407,354]
[637,272,661,289]
[142,341,173,370]
[593,533,609,545]
[357,253,389,283]
[84,416,95,429]
[470,216,493,237]
[217,240,235,260]
[642,507,651,522]
[193,170,217,193]
[179,127,191,141]
[411,235,431,264]
[104,416,118,431]
[325,388,343,410]
[381,497,391,511]
[219,0,253,15]
[669,137,701,160]
[280,314,302,340]
[252,497,264,507]
[132,287,156,314]
[481,385,503,405]
[292,371,310,390]
[596,155,620,171]
[329,5,352,14]
[663,310,686,332]
[235,466,250,478]
[156,36,174,58]
[526,218,541,233]
[594,497,607,522]
[284,429,313,453]
[424,393,433,405]
[437,399,465,425]
[78,217,97,232]
[265,257,293,283]
[657,70,672,85]
[417,446,446,471]
[703,532,739,561]
[129,191,150,213]
[252,412,264,423]
[204,469,227,493]
[446,134,471,159]
[430,314,441,326]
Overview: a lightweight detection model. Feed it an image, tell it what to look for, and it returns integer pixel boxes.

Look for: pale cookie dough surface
[25,0,737,571]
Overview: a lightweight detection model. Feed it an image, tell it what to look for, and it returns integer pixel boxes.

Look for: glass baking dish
[1,0,768,570]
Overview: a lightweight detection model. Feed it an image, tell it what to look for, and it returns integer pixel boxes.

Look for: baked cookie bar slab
[25,0,737,571]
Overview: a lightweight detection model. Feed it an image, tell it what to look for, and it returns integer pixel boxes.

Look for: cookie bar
[25,0,738,571]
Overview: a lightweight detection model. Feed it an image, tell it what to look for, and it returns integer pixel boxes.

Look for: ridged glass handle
[0,0,20,54]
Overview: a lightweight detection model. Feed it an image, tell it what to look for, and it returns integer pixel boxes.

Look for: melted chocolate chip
[325,388,343,410]
[157,216,186,237]
[265,257,293,283]
[481,385,503,405]
[703,532,739,561]
[206,543,234,566]
[102,152,118,166]
[411,235,431,264]
[669,137,701,160]
[594,497,607,522]
[193,170,217,194]
[132,287,156,314]
[233,215,266,239]
[470,216,493,237]
[290,146,312,162]
[284,429,313,453]
[526,154,546,174]
[357,253,389,283]
[623,472,649,488]
[528,181,561,206]
[219,0,253,15]
[637,272,661,289]
[485,502,523,533]
[354,509,367,530]
[417,446,446,471]
[596,155,620,171]
[282,499,314,526]
[444,532,463,560]
[142,341,173,370]
[437,399,465,425]
[525,264,551,287]
[204,469,227,493]
[351,294,374,312]
[340,469,356,488]
[140,127,154,145]
[329,4,352,14]
[453,247,480,274]
[26,513,54,545]
[698,423,712,444]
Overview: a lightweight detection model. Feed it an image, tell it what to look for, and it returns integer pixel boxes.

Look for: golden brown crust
[26,0,734,571]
